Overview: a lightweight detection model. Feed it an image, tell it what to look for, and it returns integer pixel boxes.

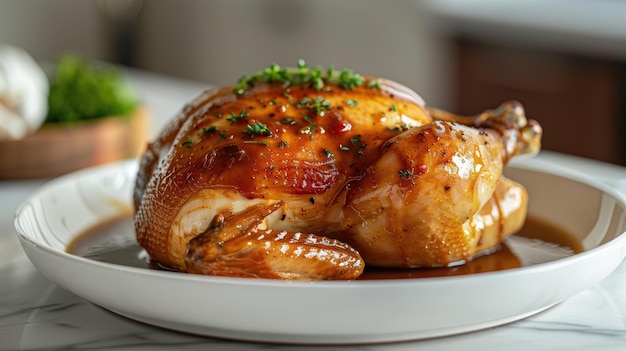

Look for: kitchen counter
[1,69,625,350]
[424,0,626,60]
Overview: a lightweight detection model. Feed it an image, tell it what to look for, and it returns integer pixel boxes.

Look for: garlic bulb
[0,44,48,140]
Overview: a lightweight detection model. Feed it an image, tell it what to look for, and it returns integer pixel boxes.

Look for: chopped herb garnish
[310,96,331,115]
[322,148,334,158]
[399,168,415,180]
[296,96,330,115]
[181,136,193,148]
[300,125,317,134]
[337,69,365,90]
[263,63,289,83]
[339,145,350,151]
[388,122,411,133]
[390,102,397,111]
[346,99,358,107]
[278,140,289,148]
[269,164,276,170]
[296,97,312,108]
[243,140,269,146]
[227,109,248,124]
[368,79,381,89]
[232,60,374,95]
[280,117,297,125]
[198,125,218,136]
[350,135,361,145]
[296,59,324,90]
[243,122,272,137]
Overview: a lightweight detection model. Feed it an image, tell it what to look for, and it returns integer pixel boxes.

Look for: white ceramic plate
[14,157,626,344]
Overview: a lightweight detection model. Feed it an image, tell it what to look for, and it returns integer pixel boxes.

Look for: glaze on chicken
[133,63,542,280]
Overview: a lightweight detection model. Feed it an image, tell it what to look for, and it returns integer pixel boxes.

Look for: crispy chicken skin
[134,65,541,280]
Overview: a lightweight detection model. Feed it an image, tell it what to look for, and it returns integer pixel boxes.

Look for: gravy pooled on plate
[67,214,580,280]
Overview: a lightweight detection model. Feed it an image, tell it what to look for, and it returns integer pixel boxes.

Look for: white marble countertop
[1,70,626,350]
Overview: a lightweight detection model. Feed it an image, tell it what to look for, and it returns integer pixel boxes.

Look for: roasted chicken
[134,63,542,280]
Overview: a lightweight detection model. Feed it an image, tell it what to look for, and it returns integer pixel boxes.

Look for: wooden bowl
[0,107,149,179]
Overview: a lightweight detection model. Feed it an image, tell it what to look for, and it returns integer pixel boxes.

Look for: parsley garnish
[243,122,272,137]
[388,122,411,133]
[227,109,248,124]
[300,125,317,134]
[296,96,330,115]
[337,69,365,90]
[295,97,312,108]
[198,125,218,136]
[310,96,331,115]
[280,117,297,125]
[243,140,269,146]
[181,136,193,148]
[399,168,414,180]
[368,80,381,89]
[233,60,374,95]
[262,63,288,83]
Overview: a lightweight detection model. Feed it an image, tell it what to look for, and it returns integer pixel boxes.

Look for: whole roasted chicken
[134,62,542,280]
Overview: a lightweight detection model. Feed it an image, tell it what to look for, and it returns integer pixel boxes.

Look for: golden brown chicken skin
[134,64,541,280]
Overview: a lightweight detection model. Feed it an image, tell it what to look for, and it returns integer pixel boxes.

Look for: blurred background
[2,0,626,165]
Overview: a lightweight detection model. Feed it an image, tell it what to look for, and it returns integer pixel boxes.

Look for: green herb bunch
[45,56,138,124]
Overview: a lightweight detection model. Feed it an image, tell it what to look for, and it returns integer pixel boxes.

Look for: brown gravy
[67,215,582,280]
